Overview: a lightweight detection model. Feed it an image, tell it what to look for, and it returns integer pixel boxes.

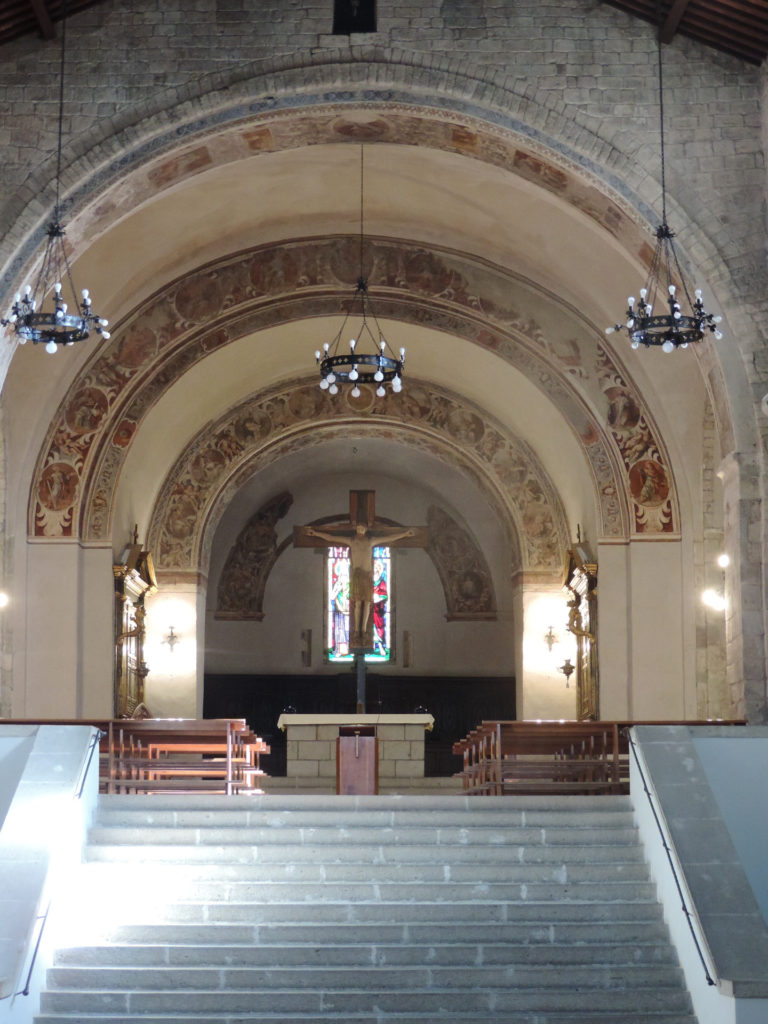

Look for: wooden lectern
[337,726,378,795]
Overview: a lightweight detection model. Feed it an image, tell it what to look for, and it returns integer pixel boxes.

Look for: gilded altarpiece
[113,532,156,717]
[564,545,598,721]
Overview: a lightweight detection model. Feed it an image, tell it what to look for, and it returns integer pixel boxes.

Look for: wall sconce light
[559,657,575,687]
[163,626,179,652]
[544,625,557,651]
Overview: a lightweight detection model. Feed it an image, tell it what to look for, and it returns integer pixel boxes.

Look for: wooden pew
[453,720,745,797]
[105,718,269,795]
[0,717,270,795]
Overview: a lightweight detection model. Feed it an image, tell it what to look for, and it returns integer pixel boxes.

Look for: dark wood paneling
[204,673,516,778]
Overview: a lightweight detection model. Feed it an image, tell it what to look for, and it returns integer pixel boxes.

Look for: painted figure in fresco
[330,554,350,656]
[306,523,414,645]
[372,556,388,655]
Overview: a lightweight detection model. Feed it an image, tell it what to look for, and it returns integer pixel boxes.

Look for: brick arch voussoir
[145,379,569,580]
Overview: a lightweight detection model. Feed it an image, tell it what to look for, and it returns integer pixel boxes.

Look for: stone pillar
[718,452,767,722]
[144,575,206,717]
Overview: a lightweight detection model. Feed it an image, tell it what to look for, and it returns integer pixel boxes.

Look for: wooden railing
[452,720,746,796]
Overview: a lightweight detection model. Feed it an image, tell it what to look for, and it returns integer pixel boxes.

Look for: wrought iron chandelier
[316,147,404,397]
[1,4,108,354]
[606,27,722,353]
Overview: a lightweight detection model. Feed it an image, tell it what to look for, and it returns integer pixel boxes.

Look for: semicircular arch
[144,377,568,580]
[29,236,686,546]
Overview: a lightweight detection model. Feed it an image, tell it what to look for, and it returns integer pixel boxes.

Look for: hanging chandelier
[315,147,404,398]
[606,26,722,353]
[1,4,108,354]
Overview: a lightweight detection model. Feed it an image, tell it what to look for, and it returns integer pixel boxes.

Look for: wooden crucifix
[294,490,428,711]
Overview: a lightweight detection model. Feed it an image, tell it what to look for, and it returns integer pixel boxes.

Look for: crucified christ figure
[304,522,416,645]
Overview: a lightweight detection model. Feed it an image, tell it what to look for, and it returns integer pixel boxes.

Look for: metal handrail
[625,728,716,987]
[15,727,103,999]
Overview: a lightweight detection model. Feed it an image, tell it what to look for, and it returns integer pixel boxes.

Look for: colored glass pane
[327,545,391,662]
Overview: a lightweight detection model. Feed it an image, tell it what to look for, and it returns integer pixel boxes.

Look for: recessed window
[333,0,376,34]
[327,545,392,662]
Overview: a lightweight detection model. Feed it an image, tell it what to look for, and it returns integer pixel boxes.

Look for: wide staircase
[35,794,697,1023]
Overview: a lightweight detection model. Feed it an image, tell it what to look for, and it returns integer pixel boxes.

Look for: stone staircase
[35,794,698,1023]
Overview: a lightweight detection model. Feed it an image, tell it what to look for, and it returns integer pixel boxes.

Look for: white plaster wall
[17,544,112,719]
[204,459,516,680]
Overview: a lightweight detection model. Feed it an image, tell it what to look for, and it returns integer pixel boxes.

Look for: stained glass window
[327,545,392,662]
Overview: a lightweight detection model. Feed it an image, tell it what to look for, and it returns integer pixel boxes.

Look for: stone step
[36,794,695,1024]
[78,857,650,883]
[98,918,674,947]
[96,793,633,813]
[46,962,686,992]
[85,839,646,864]
[111,899,665,925]
[54,940,680,968]
[38,984,694,1015]
[93,802,635,829]
[86,824,640,848]
[70,878,659,904]
[34,1014,698,1024]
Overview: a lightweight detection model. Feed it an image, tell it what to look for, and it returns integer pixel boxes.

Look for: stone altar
[276,713,434,786]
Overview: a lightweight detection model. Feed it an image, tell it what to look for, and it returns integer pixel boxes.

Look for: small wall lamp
[163,626,179,652]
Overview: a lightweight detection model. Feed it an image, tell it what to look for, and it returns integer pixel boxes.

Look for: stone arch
[1,55,747,465]
[29,236,685,546]
[145,378,567,579]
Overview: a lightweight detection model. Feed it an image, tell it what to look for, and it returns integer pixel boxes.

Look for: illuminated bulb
[376,385,385,397]
[349,338,356,350]
[351,386,361,398]
[46,339,58,354]
[630,339,640,350]
[605,327,614,335]
[717,553,730,569]
[374,369,384,382]
[319,378,329,390]
[315,350,321,361]
[0,592,8,608]
[349,366,359,381]
[329,383,338,395]
[639,288,647,299]
[668,284,676,295]
[327,372,336,384]
[662,340,675,354]
[627,296,635,306]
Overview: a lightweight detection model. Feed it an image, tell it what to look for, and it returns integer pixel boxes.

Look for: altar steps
[35,794,697,1023]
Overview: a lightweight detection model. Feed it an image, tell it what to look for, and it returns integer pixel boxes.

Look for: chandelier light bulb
[327,372,336,384]
[349,338,356,350]
[376,385,385,397]
[315,350,321,361]
[662,340,675,353]
[374,369,384,382]
[319,378,329,390]
[45,339,58,354]
[351,385,361,398]
[329,383,338,395]
[349,366,359,381]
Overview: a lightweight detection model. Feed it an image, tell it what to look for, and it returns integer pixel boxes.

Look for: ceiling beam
[659,0,693,42]
[29,0,55,39]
